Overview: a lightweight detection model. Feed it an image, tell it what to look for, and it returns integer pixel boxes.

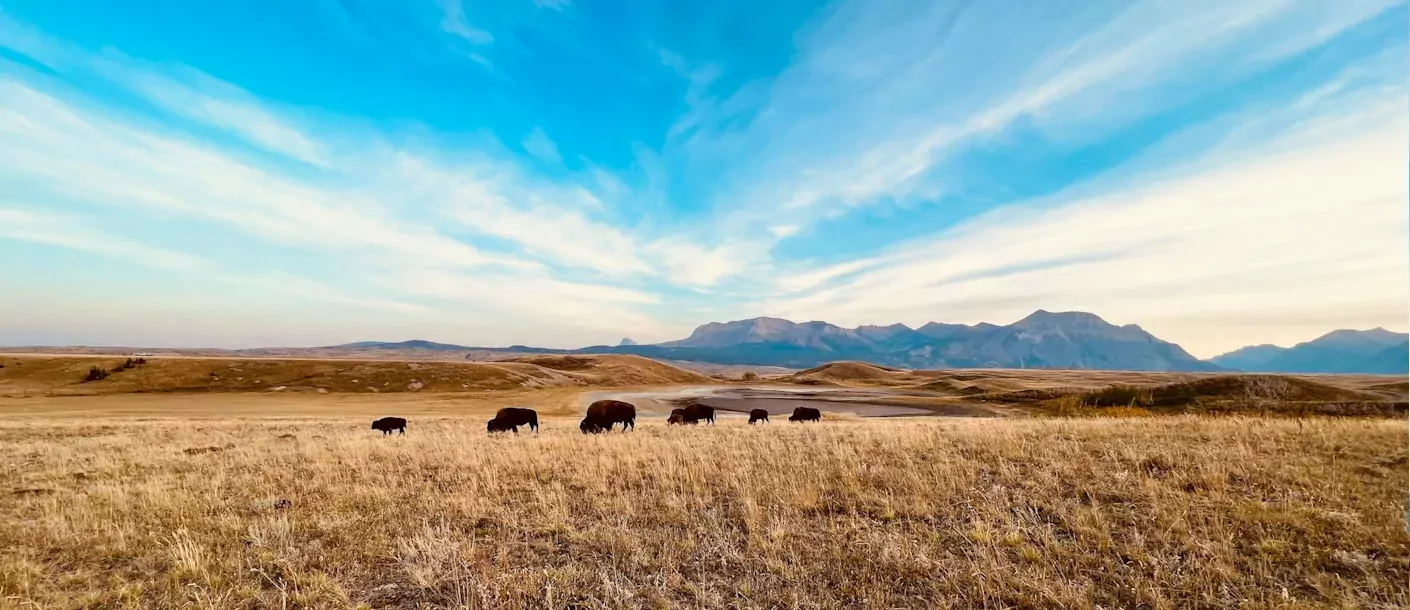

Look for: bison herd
[373,401,827,436]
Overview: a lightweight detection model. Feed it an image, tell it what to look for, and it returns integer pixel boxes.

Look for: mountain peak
[1307,327,1409,349]
[1012,310,1112,330]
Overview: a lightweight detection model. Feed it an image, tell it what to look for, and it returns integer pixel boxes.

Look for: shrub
[1082,385,1152,407]
[741,371,759,381]
[83,367,110,383]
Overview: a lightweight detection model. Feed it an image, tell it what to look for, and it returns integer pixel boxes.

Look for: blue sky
[0,0,1406,357]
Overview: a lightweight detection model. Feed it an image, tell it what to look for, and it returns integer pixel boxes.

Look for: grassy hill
[0,354,709,397]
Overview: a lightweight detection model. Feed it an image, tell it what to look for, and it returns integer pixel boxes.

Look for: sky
[0,0,1406,358]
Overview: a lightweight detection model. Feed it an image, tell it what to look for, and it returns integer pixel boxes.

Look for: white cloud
[380,268,671,340]
[646,239,764,287]
[0,208,206,272]
[0,82,526,272]
[0,207,426,313]
[0,41,717,345]
[391,156,653,276]
[685,0,1403,232]
[118,67,330,167]
[759,101,1409,358]
[439,0,493,44]
[521,126,562,164]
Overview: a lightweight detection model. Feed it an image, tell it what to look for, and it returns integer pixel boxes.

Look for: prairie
[0,354,1406,608]
[1,414,1406,609]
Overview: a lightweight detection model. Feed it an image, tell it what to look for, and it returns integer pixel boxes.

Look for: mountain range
[340,311,1406,374]
[1210,328,1408,374]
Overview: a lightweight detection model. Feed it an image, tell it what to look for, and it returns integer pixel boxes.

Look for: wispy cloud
[679,0,1405,232]
[0,82,519,271]
[0,27,731,344]
[438,0,493,44]
[0,3,1404,351]
[0,208,206,272]
[0,207,426,313]
[118,67,331,167]
[521,126,562,164]
[760,98,1409,357]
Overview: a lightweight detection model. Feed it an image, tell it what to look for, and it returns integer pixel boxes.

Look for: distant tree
[83,366,110,383]
[741,371,759,381]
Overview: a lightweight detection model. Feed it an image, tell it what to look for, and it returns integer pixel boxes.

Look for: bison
[684,403,716,425]
[371,417,407,435]
[487,407,538,434]
[581,399,636,433]
[667,408,697,425]
[748,408,770,424]
[788,407,821,423]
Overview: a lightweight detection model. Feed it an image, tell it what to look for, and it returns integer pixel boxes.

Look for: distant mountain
[618,337,638,346]
[465,310,1223,371]
[1209,344,1287,371]
[1213,328,1409,374]
[336,340,472,351]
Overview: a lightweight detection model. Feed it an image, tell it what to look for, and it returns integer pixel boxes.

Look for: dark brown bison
[371,417,406,435]
[748,408,770,424]
[487,407,538,434]
[581,399,636,433]
[788,407,821,423]
[667,408,697,425]
[683,403,715,424]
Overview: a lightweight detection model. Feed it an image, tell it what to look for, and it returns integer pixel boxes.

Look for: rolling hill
[0,353,708,397]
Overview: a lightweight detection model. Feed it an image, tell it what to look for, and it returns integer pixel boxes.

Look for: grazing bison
[487,407,539,434]
[371,417,407,435]
[748,408,770,424]
[788,407,821,423]
[581,399,636,433]
[667,408,696,425]
[683,403,716,424]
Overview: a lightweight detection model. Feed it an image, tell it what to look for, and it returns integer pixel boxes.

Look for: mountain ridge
[456,310,1224,372]
[337,314,1406,374]
[1212,328,1408,374]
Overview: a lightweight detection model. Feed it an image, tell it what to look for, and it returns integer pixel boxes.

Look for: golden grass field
[0,354,1406,609]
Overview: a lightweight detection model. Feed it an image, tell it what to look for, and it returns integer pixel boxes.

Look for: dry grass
[0,415,1405,609]
[0,354,709,398]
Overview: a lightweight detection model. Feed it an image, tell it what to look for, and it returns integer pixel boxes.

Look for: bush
[1082,385,1152,407]
[741,371,759,382]
[83,367,110,383]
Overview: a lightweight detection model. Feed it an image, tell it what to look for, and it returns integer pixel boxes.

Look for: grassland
[0,354,710,398]
[1,415,1405,609]
[0,354,1406,608]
